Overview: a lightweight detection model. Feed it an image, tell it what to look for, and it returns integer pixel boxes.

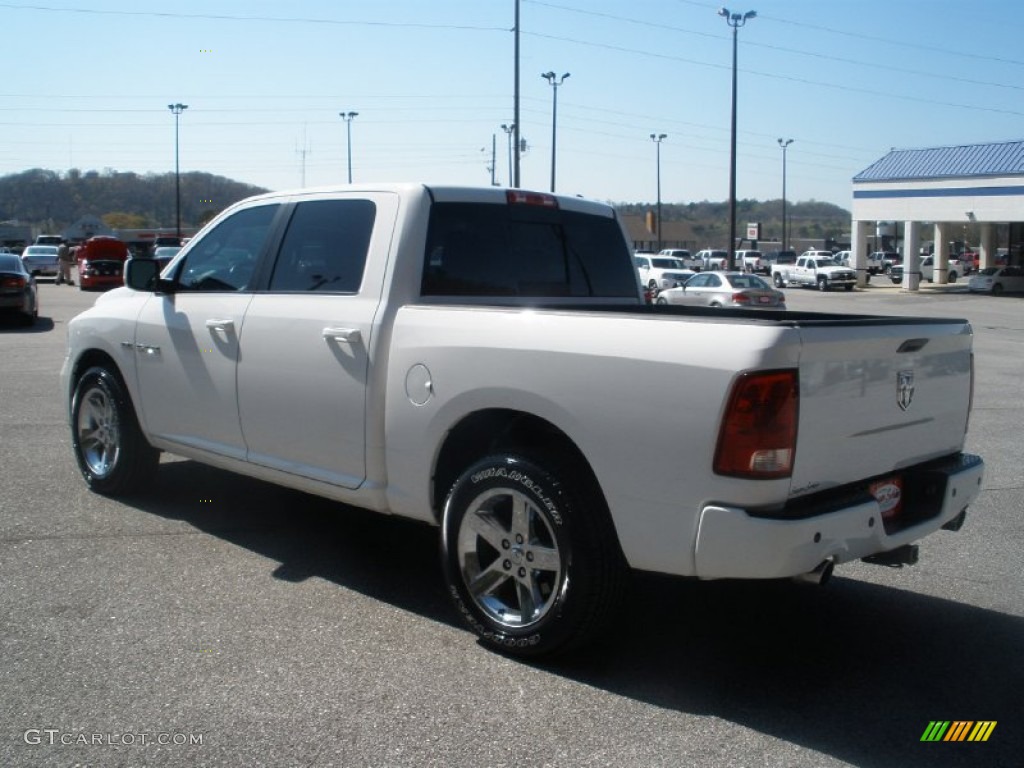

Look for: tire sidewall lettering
[468,465,563,526]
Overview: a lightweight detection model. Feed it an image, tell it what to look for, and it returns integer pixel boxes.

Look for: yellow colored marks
[967,721,997,742]
[199,198,213,203]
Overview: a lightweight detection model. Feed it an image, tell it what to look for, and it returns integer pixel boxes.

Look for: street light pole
[167,103,188,242]
[501,123,515,187]
[340,111,358,183]
[778,138,793,250]
[513,0,521,187]
[542,71,569,193]
[650,133,667,252]
[719,7,756,271]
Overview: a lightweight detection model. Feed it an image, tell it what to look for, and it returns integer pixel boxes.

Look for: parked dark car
[0,253,39,325]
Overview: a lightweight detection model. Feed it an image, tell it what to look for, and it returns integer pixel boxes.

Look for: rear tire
[70,366,159,495]
[441,453,626,658]
[656,297,668,305]
[773,273,784,288]
[992,283,1004,296]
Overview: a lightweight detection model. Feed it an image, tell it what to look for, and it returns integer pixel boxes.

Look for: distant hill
[0,168,268,232]
[616,198,852,251]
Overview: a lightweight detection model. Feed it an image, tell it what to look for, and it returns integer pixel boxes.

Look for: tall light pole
[719,7,756,271]
[167,103,187,242]
[501,123,515,187]
[650,133,667,252]
[778,138,793,249]
[542,71,569,193]
[513,0,521,187]
[340,111,358,183]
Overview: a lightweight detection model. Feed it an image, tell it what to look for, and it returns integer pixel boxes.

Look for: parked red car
[76,236,130,290]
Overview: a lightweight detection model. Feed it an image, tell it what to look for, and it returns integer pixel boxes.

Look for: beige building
[851,140,1024,289]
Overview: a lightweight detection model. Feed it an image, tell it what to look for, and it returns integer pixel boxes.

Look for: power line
[0,2,508,31]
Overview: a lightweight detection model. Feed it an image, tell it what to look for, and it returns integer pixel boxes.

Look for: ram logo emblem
[897,370,915,411]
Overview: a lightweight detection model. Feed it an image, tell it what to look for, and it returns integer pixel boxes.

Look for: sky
[3,0,1024,211]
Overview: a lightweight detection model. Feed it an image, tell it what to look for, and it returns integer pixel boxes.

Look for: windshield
[26,246,58,255]
[978,267,999,276]
[652,258,683,269]
[0,255,24,271]
[814,259,834,268]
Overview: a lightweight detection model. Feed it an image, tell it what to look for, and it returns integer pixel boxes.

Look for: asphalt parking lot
[1,279,1021,767]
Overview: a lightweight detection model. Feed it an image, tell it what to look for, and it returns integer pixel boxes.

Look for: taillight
[732,293,751,304]
[506,189,559,208]
[1,276,26,289]
[714,369,799,478]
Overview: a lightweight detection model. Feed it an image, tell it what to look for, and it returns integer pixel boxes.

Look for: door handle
[322,327,362,344]
[205,318,235,333]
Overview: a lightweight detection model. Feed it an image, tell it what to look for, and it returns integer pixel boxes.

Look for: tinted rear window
[422,202,635,297]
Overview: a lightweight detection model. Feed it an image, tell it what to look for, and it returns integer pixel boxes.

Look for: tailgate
[790,319,972,497]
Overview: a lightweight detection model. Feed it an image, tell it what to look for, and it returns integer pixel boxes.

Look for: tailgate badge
[897,370,915,411]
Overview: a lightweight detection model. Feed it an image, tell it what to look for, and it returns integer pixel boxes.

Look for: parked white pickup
[62,183,984,658]
[774,253,857,291]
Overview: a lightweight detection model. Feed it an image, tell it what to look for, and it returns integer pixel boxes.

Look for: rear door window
[268,199,375,293]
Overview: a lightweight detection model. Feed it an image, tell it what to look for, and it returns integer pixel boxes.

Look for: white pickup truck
[62,183,984,658]
[774,252,857,291]
[889,255,969,284]
[635,252,694,291]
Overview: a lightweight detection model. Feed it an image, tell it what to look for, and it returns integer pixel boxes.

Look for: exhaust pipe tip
[792,559,834,587]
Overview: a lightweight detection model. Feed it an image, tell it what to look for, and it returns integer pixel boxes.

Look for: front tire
[817,277,828,292]
[441,453,625,658]
[71,366,159,495]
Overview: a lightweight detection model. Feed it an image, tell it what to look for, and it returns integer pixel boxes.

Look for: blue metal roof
[854,140,1024,182]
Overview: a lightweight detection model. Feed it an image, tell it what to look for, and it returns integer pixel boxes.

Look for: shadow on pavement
[132,459,1020,768]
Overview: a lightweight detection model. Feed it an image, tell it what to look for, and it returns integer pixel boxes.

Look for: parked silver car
[20,244,60,277]
[655,271,786,309]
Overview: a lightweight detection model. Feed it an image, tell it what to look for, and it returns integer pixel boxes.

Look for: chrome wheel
[70,366,158,495]
[456,486,562,629]
[76,383,121,478]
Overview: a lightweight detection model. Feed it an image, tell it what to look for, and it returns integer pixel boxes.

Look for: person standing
[56,240,74,285]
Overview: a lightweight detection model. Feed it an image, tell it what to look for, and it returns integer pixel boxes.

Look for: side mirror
[125,257,171,292]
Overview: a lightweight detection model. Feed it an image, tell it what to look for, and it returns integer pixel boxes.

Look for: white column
[851,220,870,286]
[902,220,921,291]
[934,222,950,284]
[979,224,995,270]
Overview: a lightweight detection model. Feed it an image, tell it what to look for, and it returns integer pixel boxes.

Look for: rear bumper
[693,453,984,579]
[79,275,123,289]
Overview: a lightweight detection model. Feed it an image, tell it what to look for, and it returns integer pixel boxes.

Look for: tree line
[0,168,268,233]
